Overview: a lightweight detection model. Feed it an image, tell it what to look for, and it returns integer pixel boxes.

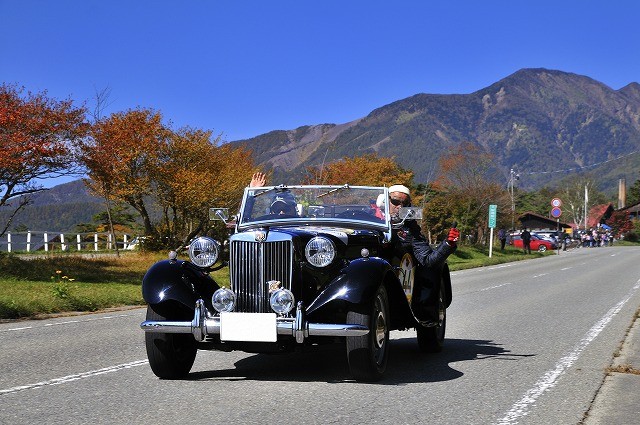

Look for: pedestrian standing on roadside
[521,228,532,254]
[498,228,507,251]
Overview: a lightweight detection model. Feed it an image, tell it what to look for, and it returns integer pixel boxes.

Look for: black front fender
[306,257,393,316]
[142,260,219,310]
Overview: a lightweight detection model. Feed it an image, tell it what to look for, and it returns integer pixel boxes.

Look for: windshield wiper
[317,184,350,198]
[253,184,288,198]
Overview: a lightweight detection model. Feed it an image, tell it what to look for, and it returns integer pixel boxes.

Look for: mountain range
[3,68,639,232]
[233,68,640,192]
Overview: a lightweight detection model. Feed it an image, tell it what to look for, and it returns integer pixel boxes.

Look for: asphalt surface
[2,247,639,424]
[583,309,640,424]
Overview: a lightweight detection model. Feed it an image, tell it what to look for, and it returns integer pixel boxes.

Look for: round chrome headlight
[270,288,295,315]
[188,237,219,268]
[212,288,236,312]
[305,236,336,267]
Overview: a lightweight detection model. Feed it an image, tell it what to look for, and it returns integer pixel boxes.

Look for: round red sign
[551,206,562,218]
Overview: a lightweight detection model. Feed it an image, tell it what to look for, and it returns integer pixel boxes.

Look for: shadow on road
[186,336,535,385]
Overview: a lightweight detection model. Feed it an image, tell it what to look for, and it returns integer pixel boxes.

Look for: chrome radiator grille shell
[229,232,293,313]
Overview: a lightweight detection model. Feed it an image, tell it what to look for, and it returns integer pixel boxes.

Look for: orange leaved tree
[82,108,169,239]
[154,127,256,247]
[428,142,508,244]
[0,84,88,236]
[303,153,414,187]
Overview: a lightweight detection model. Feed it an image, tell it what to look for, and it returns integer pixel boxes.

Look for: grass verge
[447,245,553,271]
[0,251,228,320]
[0,242,619,320]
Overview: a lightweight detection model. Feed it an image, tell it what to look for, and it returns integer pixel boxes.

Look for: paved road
[1,246,639,424]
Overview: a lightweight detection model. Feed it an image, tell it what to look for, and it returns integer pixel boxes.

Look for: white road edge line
[495,278,640,425]
[1,313,137,333]
[0,360,149,396]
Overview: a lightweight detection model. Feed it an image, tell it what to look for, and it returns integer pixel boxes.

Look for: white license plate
[219,312,277,342]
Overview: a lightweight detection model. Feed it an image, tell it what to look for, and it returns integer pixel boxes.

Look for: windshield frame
[236,185,392,235]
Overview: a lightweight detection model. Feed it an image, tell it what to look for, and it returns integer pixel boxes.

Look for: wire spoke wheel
[417,281,446,353]
[346,285,390,382]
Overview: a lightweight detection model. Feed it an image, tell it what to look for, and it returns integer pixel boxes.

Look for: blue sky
[2,1,639,187]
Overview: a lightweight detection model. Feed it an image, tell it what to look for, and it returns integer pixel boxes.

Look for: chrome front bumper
[140,299,369,344]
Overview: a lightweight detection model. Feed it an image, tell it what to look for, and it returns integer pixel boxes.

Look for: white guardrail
[0,231,135,252]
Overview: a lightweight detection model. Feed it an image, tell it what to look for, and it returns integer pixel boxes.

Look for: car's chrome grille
[230,239,293,313]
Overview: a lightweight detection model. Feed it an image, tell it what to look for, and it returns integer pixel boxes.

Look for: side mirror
[399,207,422,220]
[209,208,230,222]
[391,207,423,229]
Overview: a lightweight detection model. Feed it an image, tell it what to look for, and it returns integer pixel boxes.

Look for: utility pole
[584,184,589,231]
[508,168,520,230]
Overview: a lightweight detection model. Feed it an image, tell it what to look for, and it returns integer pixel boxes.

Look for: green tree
[627,179,640,206]
[517,186,558,218]
[556,174,607,229]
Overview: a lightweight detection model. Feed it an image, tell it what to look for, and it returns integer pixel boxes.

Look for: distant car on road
[511,233,557,252]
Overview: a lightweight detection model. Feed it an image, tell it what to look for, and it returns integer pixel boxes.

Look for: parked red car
[511,233,557,252]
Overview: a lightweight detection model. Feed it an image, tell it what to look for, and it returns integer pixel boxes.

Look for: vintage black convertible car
[140,185,453,381]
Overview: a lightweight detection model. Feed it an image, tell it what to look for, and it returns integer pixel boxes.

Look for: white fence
[0,231,134,253]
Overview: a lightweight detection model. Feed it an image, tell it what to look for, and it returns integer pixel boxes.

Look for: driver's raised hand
[249,172,266,188]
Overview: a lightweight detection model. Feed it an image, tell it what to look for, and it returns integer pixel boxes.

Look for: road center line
[495,278,640,425]
[481,282,514,292]
[488,264,513,270]
[0,360,149,396]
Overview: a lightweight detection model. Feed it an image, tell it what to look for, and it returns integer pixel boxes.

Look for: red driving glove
[447,228,460,244]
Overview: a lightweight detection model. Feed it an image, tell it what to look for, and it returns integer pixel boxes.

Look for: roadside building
[618,200,640,221]
[516,211,572,234]
[587,203,616,228]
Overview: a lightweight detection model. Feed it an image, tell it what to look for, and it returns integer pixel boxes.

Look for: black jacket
[392,220,456,268]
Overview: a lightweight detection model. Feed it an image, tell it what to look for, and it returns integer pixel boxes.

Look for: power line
[517,150,640,176]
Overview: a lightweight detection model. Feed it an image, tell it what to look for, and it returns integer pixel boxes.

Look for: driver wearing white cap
[386,184,459,324]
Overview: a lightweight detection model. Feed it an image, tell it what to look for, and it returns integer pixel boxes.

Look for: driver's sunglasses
[389,197,407,207]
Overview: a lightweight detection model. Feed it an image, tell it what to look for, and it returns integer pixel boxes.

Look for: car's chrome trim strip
[140,299,369,342]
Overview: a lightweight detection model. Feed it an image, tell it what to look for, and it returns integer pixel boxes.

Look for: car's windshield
[238,185,389,229]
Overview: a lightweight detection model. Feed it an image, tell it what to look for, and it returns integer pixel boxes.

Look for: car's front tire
[346,285,390,382]
[145,305,197,379]
[416,281,446,353]
[538,245,547,252]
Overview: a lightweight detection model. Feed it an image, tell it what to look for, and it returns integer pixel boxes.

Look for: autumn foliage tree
[82,109,257,249]
[605,210,634,238]
[303,153,414,187]
[0,84,87,236]
[154,127,255,247]
[426,142,508,244]
[82,108,168,241]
